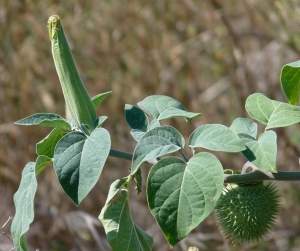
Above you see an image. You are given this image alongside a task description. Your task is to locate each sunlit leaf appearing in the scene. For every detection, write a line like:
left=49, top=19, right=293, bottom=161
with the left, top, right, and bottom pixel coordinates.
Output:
left=189, top=124, right=246, bottom=153
left=138, top=95, right=201, bottom=121
left=281, top=60, right=300, bottom=105
left=240, top=131, right=277, bottom=172
left=99, top=189, right=153, bottom=251
left=131, top=126, right=184, bottom=174
left=54, top=128, right=111, bottom=205
left=36, top=128, right=68, bottom=158
left=230, top=118, right=257, bottom=139
left=147, top=153, right=223, bottom=247
left=15, top=113, right=71, bottom=130
left=11, top=162, right=37, bottom=251
left=91, top=91, right=112, bottom=108
left=246, top=93, right=300, bottom=129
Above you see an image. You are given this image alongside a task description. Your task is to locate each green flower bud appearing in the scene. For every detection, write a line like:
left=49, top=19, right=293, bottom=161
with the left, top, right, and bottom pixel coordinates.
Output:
left=215, top=182, right=280, bottom=243
left=48, top=15, right=96, bottom=133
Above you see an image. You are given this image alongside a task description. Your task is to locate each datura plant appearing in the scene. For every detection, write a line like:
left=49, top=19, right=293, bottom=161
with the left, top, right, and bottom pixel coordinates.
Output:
left=10, top=15, right=300, bottom=251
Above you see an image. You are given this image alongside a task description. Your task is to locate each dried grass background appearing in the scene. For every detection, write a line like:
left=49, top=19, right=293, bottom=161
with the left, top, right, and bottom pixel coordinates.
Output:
left=1, top=0, right=300, bottom=250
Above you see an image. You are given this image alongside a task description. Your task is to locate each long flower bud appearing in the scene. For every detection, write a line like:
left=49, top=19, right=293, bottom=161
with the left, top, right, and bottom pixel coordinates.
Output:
left=48, top=15, right=96, bottom=132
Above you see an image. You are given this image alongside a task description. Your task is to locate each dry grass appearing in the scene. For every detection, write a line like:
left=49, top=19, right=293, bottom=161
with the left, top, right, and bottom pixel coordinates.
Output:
left=1, top=0, right=300, bottom=250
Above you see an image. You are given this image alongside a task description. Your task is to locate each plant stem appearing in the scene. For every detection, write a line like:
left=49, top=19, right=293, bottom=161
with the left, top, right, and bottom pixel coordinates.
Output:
left=108, top=148, right=300, bottom=183
left=225, top=171, right=300, bottom=183
left=179, top=150, right=189, bottom=162
left=109, top=148, right=133, bottom=161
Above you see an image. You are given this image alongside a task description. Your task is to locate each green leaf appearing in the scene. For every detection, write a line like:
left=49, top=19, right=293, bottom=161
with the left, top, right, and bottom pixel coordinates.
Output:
left=125, top=104, right=149, bottom=131
left=138, top=95, right=201, bottom=121
left=134, top=168, right=142, bottom=194
left=149, top=119, right=160, bottom=129
left=230, top=118, right=257, bottom=139
left=91, top=91, right=112, bottom=108
left=95, top=116, right=108, bottom=128
left=99, top=189, right=153, bottom=251
left=131, top=126, right=185, bottom=175
left=240, top=131, right=277, bottom=172
left=130, top=129, right=146, bottom=142
left=281, top=60, right=300, bottom=105
left=245, top=93, right=300, bottom=129
left=158, top=107, right=202, bottom=121
left=105, top=177, right=127, bottom=204
left=54, top=128, right=111, bottom=205
left=15, top=113, right=71, bottom=130
left=189, top=124, right=246, bottom=153
left=147, top=153, right=223, bottom=247
left=36, top=128, right=68, bottom=158
left=35, top=155, right=53, bottom=177
left=11, top=162, right=37, bottom=251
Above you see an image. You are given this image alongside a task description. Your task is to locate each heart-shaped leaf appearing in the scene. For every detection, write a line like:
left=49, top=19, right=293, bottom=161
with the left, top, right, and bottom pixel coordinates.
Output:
left=91, top=91, right=112, bottom=108
left=138, top=95, right=201, bottom=121
left=281, top=60, right=300, bottom=105
left=15, top=113, right=71, bottom=130
left=11, top=162, right=37, bottom=251
left=36, top=128, right=68, bottom=158
left=240, top=131, right=277, bottom=172
left=99, top=189, right=153, bottom=251
left=246, top=93, right=300, bottom=129
left=131, top=126, right=184, bottom=174
left=54, top=128, right=111, bottom=205
left=147, top=153, right=223, bottom=247
left=230, top=118, right=257, bottom=139
left=189, top=124, right=246, bottom=153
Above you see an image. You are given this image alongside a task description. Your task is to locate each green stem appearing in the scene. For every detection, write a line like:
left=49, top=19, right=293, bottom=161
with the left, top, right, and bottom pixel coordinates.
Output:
left=225, top=171, right=300, bottom=183
left=179, top=150, right=189, bottom=162
left=109, top=148, right=133, bottom=161
left=108, top=148, right=300, bottom=183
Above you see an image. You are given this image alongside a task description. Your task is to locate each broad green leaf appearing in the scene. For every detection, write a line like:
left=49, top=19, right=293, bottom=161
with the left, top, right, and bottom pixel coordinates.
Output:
left=245, top=93, right=300, bottom=129
left=99, top=189, right=153, bottom=251
left=35, top=155, right=52, bottom=177
left=240, top=131, right=277, bottom=172
left=130, top=129, right=146, bottom=142
left=230, top=118, right=257, bottom=139
left=95, top=116, right=108, bottom=127
left=147, top=153, right=223, bottom=247
left=15, top=113, right=71, bottom=130
left=11, top=162, right=37, bottom=251
left=281, top=60, right=300, bottom=105
left=125, top=104, right=149, bottom=131
left=91, top=91, right=112, bottom=108
left=138, top=95, right=201, bottom=121
left=36, top=128, right=68, bottom=158
left=54, top=128, right=111, bottom=205
left=189, top=124, right=246, bottom=153
left=131, top=126, right=185, bottom=175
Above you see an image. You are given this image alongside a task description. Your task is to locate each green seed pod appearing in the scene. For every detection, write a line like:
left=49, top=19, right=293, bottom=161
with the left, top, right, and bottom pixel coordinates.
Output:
left=215, top=182, right=280, bottom=243
left=48, top=15, right=96, bottom=133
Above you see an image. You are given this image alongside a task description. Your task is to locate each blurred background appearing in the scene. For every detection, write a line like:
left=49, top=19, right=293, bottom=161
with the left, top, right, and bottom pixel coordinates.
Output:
left=1, top=0, right=300, bottom=250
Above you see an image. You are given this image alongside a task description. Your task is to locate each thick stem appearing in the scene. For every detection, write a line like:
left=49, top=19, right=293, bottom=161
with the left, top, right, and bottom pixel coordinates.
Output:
left=109, top=148, right=133, bottom=161
left=108, top=148, right=300, bottom=183
left=225, top=171, right=300, bottom=183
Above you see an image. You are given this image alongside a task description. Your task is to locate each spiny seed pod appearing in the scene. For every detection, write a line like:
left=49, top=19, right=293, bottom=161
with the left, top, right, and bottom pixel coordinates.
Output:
left=48, top=15, right=96, bottom=133
left=215, top=182, right=280, bottom=243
